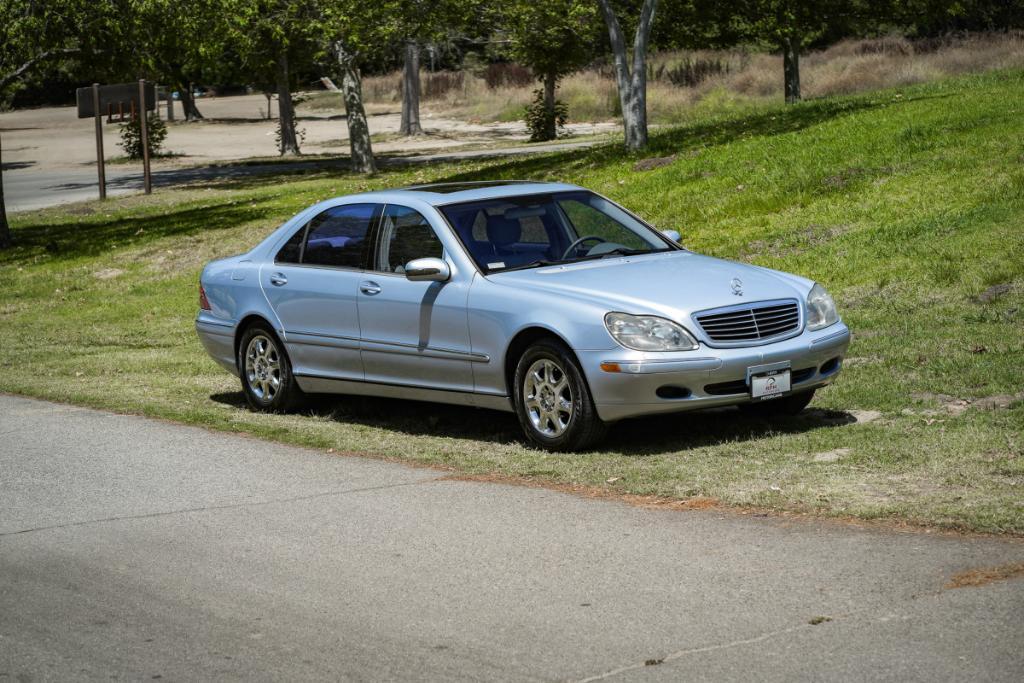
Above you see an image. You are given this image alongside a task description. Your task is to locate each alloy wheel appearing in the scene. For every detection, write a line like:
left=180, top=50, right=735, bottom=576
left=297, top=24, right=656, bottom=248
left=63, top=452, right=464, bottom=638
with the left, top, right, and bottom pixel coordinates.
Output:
left=523, top=358, right=574, bottom=437
left=244, top=334, right=282, bottom=404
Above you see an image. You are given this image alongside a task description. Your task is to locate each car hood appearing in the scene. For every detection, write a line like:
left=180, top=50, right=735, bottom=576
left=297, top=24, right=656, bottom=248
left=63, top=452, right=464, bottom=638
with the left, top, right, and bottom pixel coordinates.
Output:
left=486, top=251, right=810, bottom=319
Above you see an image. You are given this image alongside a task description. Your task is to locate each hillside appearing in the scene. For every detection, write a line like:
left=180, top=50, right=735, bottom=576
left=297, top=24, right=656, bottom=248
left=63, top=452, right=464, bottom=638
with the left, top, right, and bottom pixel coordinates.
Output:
left=2, top=69, right=1022, bottom=532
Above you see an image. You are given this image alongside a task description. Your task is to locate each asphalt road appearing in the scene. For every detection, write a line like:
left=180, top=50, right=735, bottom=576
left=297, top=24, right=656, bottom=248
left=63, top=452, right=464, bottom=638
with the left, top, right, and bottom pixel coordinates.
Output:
left=1, top=394, right=1022, bottom=681
left=2, top=141, right=598, bottom=213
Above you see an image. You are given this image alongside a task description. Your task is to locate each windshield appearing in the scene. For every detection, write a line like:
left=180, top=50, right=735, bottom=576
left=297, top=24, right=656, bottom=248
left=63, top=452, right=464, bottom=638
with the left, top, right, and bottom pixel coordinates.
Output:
left=439, top=191, right=674, bottom=273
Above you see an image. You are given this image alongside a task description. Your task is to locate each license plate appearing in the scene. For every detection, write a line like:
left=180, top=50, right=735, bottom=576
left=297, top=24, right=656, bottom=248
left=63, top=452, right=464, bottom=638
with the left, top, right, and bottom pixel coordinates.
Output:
left=750, top=368, right=791, bottom=400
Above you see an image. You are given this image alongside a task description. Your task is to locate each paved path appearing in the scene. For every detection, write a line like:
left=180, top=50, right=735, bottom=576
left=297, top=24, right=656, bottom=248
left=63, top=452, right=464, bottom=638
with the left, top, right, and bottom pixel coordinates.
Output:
left=1, top=394, right=1022, bottom=681
left=2, top=141, right=598, bottom=213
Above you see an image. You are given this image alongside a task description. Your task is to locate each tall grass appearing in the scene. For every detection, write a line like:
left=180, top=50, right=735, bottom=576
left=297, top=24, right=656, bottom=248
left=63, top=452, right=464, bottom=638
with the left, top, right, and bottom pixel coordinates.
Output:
left=331, top=32, right=1024, bottom=125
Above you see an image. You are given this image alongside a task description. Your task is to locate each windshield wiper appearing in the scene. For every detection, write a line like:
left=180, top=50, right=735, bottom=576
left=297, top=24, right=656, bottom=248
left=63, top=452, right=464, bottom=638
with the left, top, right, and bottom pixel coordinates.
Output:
left=491, top=247, right=673, bottom=273
left=492, top=258, right=566, bottom=273
left=598, top=247, right=647, bottom=257
left=597, top=247, right=674, bottom=258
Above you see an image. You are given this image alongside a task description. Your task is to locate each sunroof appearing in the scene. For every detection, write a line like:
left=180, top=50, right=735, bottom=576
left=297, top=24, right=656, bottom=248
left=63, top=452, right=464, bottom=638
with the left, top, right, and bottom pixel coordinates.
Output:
left=402, top=180, right=544, bottom=194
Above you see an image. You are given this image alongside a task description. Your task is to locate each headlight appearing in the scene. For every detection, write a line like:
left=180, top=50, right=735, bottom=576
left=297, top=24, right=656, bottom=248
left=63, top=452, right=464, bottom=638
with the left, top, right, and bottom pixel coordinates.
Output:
left=605, top=312, right=699, bottom=351
left=806, top=283, right=839, bottom=331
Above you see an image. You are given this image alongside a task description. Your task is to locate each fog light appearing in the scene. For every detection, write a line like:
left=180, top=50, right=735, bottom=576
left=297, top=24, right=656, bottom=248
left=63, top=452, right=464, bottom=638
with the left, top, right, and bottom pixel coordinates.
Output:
left=656, top=385, right=691, bottom=399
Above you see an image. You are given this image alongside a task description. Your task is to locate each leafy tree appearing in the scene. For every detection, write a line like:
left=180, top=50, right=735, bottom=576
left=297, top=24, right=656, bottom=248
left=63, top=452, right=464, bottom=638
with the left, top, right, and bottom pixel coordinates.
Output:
left=650, top=0, right=749, bottom=51
left=1, top=0, right=115, bottom=248
left=893, top=0, right=1024, bottom=35
left=129, top=0, right=234, bottom=121
left=385, top=0, right=485, bottom=136
left=320, top=0, right=401, bottom=173
left=329, top=41, right=376, bottom=172
left=595, top=0, right=661, bottom=151
left=504, top=0, right=599, bottom=142
left=230, top=0, right=322, bottom=155
left=737, top=1, right=879, bottom=103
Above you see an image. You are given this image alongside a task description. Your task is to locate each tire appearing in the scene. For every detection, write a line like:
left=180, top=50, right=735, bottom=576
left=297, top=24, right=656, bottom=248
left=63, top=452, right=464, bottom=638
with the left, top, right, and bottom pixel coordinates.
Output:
left=237, top=322, right=303, bottom=412
left=738, top=389, right=815, bottom=417
left=512, top=338, right=607, bottom=452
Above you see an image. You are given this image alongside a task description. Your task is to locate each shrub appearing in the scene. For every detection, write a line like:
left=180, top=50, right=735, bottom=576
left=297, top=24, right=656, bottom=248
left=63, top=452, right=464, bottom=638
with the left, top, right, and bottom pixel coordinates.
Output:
left=524, top=88, right=567, bottom=142
left=663, top=57, right=730, bottom=87
left=274, top=118, right=306, bottom=153
left=118, top=114, right=167, bottom=159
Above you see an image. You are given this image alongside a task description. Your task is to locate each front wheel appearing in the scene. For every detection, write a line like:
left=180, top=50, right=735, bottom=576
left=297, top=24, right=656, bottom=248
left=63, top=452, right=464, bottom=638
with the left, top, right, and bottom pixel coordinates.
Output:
left=237, top=323, right=303, bottom=412
left=513, top=339, right=607, bottom=452
left=738, top=389, right=815, bottom=417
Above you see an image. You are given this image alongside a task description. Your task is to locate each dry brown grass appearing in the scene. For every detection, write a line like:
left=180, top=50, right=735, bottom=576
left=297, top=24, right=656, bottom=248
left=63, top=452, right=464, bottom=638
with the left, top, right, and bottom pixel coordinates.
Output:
left=344, top=32, right=1024, bottom=125
left=945, top=562, right=1024, bottom=589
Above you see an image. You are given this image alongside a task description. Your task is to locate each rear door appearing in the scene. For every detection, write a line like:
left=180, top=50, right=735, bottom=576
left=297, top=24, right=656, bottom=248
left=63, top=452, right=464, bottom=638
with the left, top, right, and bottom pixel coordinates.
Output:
left=357, top=203, right=475, bottom=392
left=261, top=203, right=381, bottom=381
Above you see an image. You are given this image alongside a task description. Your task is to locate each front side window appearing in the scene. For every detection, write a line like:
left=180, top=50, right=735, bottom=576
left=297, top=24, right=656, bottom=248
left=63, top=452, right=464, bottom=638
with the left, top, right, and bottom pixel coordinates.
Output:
left=440, top=191, right=671, bottom=273
left=301, top=203, right=378, bottom=268
left=374, top=205, right=444, bottom=273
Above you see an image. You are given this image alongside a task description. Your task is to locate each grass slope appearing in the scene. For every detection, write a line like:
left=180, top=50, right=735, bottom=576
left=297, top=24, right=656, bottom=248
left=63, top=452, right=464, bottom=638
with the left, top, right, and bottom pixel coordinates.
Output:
left=2, top=70, right=1022, bottom=533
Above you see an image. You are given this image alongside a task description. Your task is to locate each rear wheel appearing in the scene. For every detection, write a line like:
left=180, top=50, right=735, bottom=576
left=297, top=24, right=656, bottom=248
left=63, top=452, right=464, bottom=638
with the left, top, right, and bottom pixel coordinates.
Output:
left=513, top=338, right=606, bottom=452
left=237, top=323, right=303, bottom=412
left=738, top=389, right=815, bottom=417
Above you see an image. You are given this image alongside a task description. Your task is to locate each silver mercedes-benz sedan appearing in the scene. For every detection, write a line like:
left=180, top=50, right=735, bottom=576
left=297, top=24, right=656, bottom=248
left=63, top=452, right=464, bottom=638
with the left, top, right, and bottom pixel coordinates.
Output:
left=196, top=181, right=850, bottom=451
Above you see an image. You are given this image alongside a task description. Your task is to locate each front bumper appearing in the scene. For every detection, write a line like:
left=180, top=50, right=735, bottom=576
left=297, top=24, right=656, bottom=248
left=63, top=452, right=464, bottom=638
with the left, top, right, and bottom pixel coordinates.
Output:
left=577, top=323, right=851, bottom=422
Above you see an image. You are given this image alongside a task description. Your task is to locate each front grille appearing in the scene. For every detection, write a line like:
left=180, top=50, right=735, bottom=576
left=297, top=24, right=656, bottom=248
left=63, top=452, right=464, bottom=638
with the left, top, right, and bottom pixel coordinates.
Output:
left=694, top=300, right=801, bottom=344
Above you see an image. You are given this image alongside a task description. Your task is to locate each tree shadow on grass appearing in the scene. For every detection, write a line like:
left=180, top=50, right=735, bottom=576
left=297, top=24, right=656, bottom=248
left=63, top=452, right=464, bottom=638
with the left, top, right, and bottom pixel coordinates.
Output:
left=56, top=89, right=943, bottom=201
left=428, top=93, right=944, bottom=185
left=3, top=200, right=271, bottom=264
left=210, top=390, right=856, bottom=454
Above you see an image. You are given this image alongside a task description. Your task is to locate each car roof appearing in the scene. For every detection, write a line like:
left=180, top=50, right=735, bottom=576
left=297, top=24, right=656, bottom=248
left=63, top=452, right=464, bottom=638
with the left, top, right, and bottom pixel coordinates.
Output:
left=336, top=180, right=584, bottom=207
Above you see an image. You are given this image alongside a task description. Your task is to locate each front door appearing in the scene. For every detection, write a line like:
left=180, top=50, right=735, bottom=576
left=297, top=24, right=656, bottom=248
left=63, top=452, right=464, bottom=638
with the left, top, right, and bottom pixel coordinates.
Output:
left=357, top=204, right=475, bottom=392
left=261, top=203, right=381, bottom=381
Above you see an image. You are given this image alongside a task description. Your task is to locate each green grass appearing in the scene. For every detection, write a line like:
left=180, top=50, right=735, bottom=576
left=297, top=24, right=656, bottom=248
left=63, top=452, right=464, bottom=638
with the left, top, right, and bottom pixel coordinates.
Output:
left=3, top=69, right=1023, bottom=533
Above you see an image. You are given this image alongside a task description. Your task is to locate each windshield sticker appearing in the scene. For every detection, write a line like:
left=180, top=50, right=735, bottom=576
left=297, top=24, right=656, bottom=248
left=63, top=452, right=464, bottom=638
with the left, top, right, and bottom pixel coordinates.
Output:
left=487, top=261, right=506, bottom=270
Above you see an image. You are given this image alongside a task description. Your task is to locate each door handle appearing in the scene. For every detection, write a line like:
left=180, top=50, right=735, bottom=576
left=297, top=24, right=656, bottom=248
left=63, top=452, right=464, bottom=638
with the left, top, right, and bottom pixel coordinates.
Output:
left=269, top=273, right=288, bottom=286
left=360, top=281, right=381, bottom=295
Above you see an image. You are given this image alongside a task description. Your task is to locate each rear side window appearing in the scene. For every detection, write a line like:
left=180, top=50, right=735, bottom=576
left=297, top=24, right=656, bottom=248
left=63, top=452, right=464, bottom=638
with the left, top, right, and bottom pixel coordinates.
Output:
left=301, top=204, right=378, bottom=268
left=374, top=205, right=444, bottom=273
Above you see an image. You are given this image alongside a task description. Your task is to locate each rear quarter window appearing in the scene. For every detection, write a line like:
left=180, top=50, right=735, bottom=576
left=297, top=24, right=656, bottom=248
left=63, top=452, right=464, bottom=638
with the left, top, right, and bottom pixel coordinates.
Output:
left=275, top=226, right=306, bottom=263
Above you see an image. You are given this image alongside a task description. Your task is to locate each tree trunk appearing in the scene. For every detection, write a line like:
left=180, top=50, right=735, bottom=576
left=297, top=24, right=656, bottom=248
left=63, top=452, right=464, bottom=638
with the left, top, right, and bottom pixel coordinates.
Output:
left=0, top=131, right=10, bottom=249
left=333, top=43, right=377, bottom=174
left=782, top=36, right=801, bottom=104
left=596, top=0, right=659, bottom=152
left=541, top=73, right=557, bottom=141
left=399, top=40, right=423, bottom=136
left=178, top=82, right=204, bottom=121
left=276, top=53, right=300, bottom=156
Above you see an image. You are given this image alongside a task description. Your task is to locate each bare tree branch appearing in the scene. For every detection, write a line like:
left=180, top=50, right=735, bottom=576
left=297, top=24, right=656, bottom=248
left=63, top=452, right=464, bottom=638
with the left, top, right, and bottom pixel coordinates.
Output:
left=0, top=47, right=80, bottom=92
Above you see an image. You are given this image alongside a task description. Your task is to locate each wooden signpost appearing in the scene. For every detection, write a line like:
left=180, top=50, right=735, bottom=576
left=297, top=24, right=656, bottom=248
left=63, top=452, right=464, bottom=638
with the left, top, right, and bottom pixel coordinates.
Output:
left=75, top=80, right=157, bottom=200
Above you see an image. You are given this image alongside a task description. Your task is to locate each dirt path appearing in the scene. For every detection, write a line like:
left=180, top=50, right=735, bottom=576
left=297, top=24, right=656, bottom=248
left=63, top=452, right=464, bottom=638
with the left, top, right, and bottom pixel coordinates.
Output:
left=1, top=93, right=617, bottom=172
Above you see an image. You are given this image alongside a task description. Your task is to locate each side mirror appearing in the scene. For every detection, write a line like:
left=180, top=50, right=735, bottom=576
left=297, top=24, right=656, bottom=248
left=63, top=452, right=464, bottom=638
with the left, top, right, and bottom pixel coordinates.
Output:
left=661, top=229, right=681, bottom=243
left=404, top=257, right=451, bottom=282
